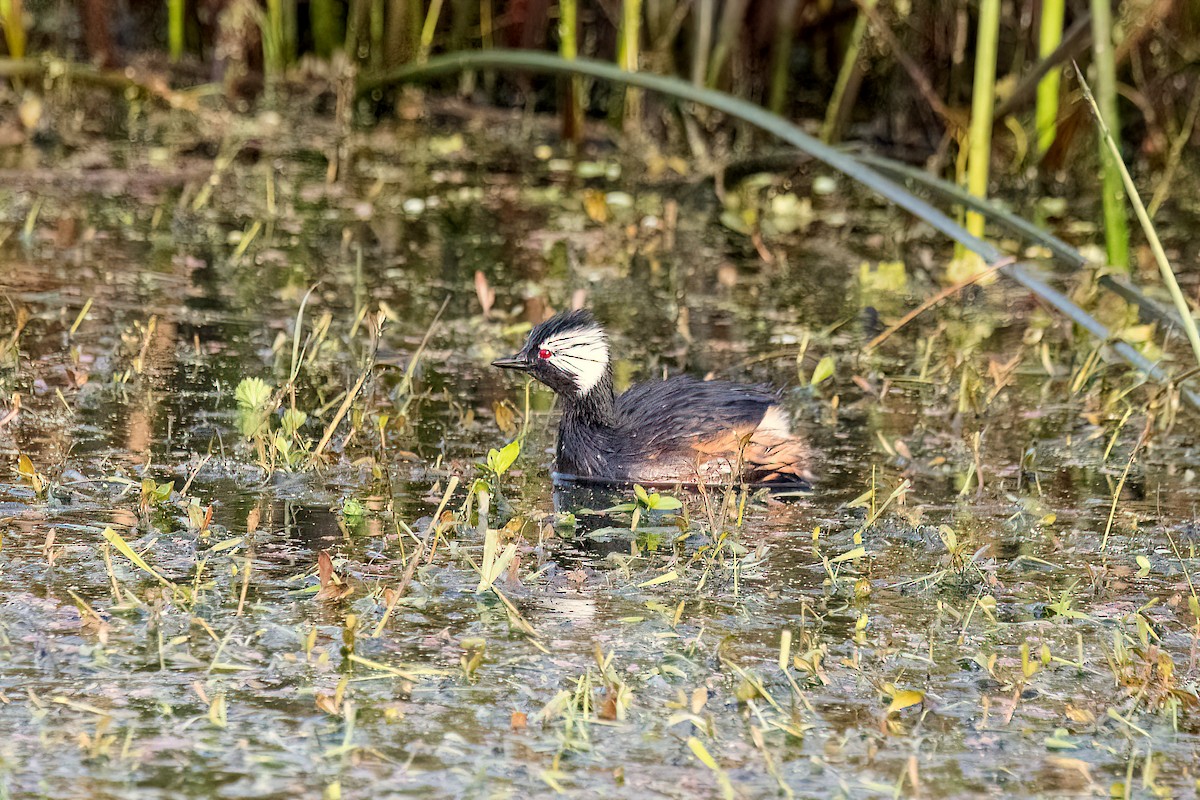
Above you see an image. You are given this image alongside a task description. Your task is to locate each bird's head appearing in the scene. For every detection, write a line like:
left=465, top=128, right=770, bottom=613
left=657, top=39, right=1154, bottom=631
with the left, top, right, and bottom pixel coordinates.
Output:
left=492, top=309, right=611, bottom=399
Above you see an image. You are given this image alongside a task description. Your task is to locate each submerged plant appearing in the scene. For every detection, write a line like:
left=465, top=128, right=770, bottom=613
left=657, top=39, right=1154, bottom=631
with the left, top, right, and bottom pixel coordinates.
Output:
left=236, top=377, right=276, bottom=438
left=460, top=637, right=486, bottom=681
left=273, top=407, right=310, bottom=469
left=604, top=484, right=683, bottom=532
left=483, top=438, right=520, bottom=482
left=186, top=499, right=214, bottom=539
left=234, top=377, right=316, bottom=471
left=138, top=478, right=175, bottom=520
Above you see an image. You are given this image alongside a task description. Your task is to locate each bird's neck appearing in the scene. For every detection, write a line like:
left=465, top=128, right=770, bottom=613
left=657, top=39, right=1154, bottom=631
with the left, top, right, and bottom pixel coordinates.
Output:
left=562, top=371, right=616, bottom=428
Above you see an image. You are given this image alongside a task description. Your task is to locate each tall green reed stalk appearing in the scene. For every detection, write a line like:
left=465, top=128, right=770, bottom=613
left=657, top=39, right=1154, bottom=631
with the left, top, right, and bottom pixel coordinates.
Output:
left=418, top=0, right=446, bottom=63
left=479, top=0, right=493, bottom=51
left=1035, top=0, right=1065, bottom=153
left=372, top=0, right=385, bottom=66
left=262, top=0, right=286, bottom=79
left=311, top=0, right=341, bottom=58
left=282, top=0, right=296, bottom=63
left=379, top=0, right=419, bottom=67
left=559, top=0, right=582, bottom=141
left=768, top=0, right=799, bottom=115
left=617, top=0, right=643, bottom=129
left=478, top=0, right=494, bottom=92
left=1, top=0, right=27, bottom=59
left=691, top=0, right=714, bottom=86
left=168, top=0, right=185, bottom=61
left=959, top=0, right=1000, bottom=274
left=820, top=0, right=873, bottom=144
left=262, top=0, right=296, bottom=72
left=449, top=0, right=471, bottom=51
left=345, top=0, right=366, bottom=62
left=450, top=0, right=475, bottom=92
left=1090, top=0, right=1130, bottom=271
left=704, top=0, right=747, bottom=88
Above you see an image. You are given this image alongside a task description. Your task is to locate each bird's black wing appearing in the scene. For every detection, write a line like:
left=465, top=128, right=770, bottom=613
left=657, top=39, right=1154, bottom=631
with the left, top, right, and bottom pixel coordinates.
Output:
left=587, top=376, right=810, bottom=487
left=613, top=376, right=776, bottom=448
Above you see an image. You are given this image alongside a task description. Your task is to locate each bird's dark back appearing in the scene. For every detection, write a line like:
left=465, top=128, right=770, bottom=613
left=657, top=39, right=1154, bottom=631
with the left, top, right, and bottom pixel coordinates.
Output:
left=614, top=376, right=777, bottom=443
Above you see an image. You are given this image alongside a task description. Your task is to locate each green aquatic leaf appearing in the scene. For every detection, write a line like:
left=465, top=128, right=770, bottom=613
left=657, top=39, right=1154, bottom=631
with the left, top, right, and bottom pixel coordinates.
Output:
left=598, top=502, right=638, bottom=514
left=487, top=439, right=521, bottom=476
left=235, top=378, right=276, bottom=438
left=281, top=408, right=307, bottom=435
left=235, top=377, right=273, bottom=409
left=475, top=528, right=518, bottom=593
left=583, top=526, right=629, bottom=541
left=810, top=355, right=835, bottom=385
left=102, top=527, right=176, bottom=589
left=1044, top=728, right=1079, bottom=750
left=210, top=537, right=243, bottom=552
left=648, top=494, right=682, bottom=511
left=831, top=546, right=866, bottom=563
left=637, top=570, right=679, bottom=588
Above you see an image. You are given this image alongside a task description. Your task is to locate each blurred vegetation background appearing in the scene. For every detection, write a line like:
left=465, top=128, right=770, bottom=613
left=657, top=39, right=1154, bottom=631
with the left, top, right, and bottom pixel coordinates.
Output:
left=2, top=0, right=1199, bottom=275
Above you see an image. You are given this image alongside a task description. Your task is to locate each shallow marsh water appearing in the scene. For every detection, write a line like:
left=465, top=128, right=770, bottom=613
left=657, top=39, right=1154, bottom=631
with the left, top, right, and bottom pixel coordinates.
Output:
left=1, top=111, right=1199, bottom=798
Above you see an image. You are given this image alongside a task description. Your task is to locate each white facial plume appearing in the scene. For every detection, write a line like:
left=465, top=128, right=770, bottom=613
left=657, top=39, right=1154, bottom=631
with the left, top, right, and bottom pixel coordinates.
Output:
left=540, top=323, right=610, bottom=395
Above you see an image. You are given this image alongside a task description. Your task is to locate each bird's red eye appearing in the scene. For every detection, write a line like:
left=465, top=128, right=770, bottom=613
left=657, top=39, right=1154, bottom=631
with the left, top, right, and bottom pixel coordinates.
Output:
left=537, top=348, right=552, bottom=360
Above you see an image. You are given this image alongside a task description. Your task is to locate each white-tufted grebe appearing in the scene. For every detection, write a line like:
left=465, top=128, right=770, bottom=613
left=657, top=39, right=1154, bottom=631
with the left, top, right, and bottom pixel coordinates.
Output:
left=493, top=310, right=811, bottom=488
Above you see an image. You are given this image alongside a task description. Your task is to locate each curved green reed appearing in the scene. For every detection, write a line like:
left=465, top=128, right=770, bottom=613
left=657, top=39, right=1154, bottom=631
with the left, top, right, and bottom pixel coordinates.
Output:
left=360, top=50, right=1200, bottom=412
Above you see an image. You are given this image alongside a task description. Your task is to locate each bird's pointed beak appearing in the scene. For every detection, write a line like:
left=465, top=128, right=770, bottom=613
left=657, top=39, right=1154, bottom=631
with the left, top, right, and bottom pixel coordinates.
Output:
left=491, top=353, right=529, bottom=371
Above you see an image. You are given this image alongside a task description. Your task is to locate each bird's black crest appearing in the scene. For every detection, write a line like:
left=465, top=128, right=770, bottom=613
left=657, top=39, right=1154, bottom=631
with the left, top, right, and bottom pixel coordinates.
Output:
left=527, top=309, right=599, bottom=348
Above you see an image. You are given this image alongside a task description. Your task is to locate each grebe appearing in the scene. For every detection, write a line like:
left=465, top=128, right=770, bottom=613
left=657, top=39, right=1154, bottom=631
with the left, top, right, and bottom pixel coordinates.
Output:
left=492, top=310, right=811, bottom=488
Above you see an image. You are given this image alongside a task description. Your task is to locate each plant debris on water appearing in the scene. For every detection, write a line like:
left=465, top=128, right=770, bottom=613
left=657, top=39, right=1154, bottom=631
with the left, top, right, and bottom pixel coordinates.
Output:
left=1, top=100, right=1200, bottom=800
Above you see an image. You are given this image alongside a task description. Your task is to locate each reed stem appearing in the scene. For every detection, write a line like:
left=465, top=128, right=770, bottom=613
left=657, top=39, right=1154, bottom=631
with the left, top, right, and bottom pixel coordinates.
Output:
left=168, top=0, right=185, bottom=62
left=559, top=0, right=582, bottom=142
left=704, top=0, right=747, bottom=89
left=418, top=0, right=446, bottom=63
left=821, top=0, right=874, bottom=144
left=282, top=0, right=297, bottom=64
left=262, top=0, right=285, bottom=79
left=479, top=0, right=494, bottom=92
left=691, top=0, right=714, bottom=87
left=769, top=0, right=799, bottom=115
left=311, top=0, right=341, bottom=58
left=1035, top=0, right=1065, bottom=153
left=450, top=0, right=474, bottom=92
left=370, top=0, right=384, bottom=66
left=479, top=0, right=493, bottom=50
left=961, top=0, right=1000, bottom=272
left=344, top=0, right=366, bottom=62
left=0, top=0, right=26, bottom=59
left=1090, top=0, right=1130, bottom=271
left=618, top=0, right=643, bottom=130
